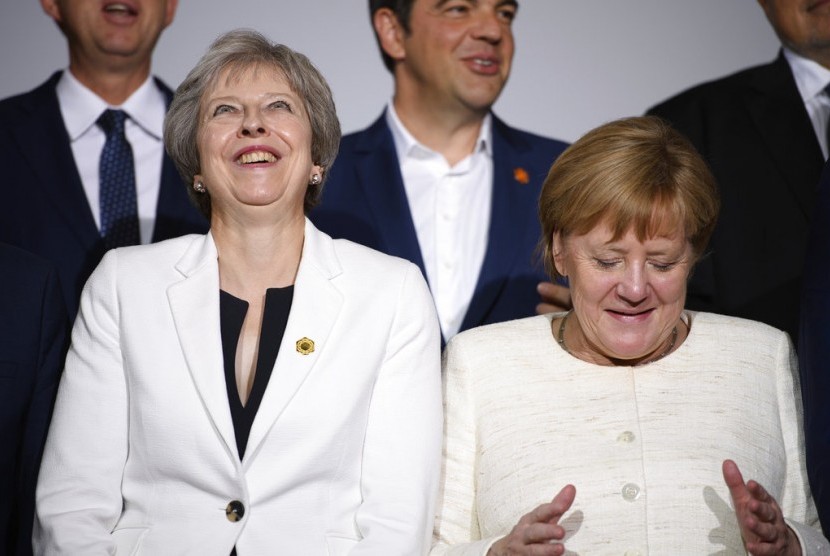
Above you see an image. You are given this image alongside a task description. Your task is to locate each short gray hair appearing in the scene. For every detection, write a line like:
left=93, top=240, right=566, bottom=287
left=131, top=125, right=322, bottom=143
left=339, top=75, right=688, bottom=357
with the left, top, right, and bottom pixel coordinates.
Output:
left=164, top=29, right=341, bottom=218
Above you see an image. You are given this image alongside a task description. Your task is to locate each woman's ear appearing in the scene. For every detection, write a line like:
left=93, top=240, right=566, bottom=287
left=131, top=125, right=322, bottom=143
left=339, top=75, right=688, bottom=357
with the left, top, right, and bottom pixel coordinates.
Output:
left=552, top=232, right=567, bottom=277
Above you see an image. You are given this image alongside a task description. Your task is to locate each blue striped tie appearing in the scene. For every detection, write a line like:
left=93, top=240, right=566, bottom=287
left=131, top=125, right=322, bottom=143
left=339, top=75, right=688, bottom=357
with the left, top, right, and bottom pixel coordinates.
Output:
left=98, top=109, right=140, bottom=248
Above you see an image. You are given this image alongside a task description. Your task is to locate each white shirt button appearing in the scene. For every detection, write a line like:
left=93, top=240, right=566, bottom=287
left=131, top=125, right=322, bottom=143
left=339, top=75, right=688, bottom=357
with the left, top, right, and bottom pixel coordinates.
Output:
left=624, top=550, right=642, bottom=556
left=621, top=483, right=641, bottom=501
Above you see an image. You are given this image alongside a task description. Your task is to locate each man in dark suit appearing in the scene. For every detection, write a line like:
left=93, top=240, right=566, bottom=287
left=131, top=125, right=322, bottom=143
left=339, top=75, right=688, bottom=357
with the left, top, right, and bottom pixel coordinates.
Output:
left=647, top=0, right=830, bottom=344
left=0, top=243, right=69, bottom=556
left=0, top=0, right=207, bottom=318
left=801, top=158, right=830, bottom=538
left=311, top=0, right=569, bottom=341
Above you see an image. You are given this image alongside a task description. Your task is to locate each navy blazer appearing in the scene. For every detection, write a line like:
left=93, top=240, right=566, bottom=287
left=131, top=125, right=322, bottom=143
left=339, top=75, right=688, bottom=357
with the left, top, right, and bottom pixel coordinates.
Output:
left=648, top=53, right=824, bottom=344
left=310, top=112, right=568, bottom=338
left=0, top=243, right=68, bottom=556
left=799, top=158, right=830, bottom=538
left=0, top=72, right=208, bottom=318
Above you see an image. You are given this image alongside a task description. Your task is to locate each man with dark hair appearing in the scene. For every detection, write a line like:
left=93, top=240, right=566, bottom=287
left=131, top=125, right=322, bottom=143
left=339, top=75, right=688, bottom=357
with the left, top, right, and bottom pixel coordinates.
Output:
left=0, top=0, right=207, bottom=318
left=312, top=0, right=569, bottom=342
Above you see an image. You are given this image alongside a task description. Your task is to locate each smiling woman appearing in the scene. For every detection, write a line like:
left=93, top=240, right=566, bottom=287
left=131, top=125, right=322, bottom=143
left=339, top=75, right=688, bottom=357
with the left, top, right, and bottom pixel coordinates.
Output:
left=196, top=66, right=320, bottom=223
left=432, top=116, right=830, bottom=555
left=538, top=116, right=718, bottom=367
left=34, top=30, right=442, bottom=555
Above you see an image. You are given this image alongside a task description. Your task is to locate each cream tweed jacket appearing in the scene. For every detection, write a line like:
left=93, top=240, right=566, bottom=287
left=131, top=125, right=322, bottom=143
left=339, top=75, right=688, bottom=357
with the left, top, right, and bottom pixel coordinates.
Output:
left=432, top=312, right=828, bottom=555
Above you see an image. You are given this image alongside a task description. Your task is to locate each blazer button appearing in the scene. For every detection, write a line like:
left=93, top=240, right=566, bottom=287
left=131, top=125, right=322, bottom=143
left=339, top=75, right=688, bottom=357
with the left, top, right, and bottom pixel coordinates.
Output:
left=226, top=500, right=245, bottom=522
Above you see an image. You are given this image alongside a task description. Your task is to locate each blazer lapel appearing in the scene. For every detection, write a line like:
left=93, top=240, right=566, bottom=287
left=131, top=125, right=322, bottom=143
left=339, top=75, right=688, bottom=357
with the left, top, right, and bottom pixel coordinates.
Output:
left=10, top=72, right=100, bottom=250
left=353, top=114, right=427, bottom=275
left=746, top=54, right=824, bottom=219
left=244, top=220, right=344, bottom=463
left=167, top=233, right=238, bottom=459
left=460, top=117, right=529, bottom=330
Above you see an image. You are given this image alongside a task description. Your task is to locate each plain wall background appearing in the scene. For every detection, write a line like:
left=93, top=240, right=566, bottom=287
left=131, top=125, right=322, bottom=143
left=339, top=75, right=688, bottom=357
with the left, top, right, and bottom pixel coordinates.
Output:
left=1, top=1, right=780, bottom=142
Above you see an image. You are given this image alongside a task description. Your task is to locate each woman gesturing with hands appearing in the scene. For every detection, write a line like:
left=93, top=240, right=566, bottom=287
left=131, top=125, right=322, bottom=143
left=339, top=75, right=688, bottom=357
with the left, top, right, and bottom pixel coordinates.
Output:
left=431, top=117, right=828, bottom=556
left=487, top=486, right=576, bottom=556
left=724, top=460, right=802, bottom=556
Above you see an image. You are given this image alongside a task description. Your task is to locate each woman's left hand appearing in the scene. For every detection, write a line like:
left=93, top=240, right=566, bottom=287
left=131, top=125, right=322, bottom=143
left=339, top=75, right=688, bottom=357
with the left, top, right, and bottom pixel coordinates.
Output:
left=722, top=459, right=801, bottom=556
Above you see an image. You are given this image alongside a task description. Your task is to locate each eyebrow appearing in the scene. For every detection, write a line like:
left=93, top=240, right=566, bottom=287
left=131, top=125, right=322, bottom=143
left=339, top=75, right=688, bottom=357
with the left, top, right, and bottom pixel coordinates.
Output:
left=207, top=90, right=297, bottom=102
left=433, top=0, right=519, bottom=9
left=600, top=243, right=685, bottom=257
left=433, top=0, right=463, bottom=8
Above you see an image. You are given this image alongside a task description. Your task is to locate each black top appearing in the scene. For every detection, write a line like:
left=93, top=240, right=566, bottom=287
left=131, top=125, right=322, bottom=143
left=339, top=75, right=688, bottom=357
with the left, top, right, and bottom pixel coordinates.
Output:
left=219, top=287, right=294, bottom=460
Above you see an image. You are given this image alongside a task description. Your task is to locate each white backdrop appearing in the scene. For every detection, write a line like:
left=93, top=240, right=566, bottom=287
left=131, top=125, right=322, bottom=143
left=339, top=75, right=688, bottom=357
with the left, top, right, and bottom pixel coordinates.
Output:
left=0, top=1, right=779, bottom=142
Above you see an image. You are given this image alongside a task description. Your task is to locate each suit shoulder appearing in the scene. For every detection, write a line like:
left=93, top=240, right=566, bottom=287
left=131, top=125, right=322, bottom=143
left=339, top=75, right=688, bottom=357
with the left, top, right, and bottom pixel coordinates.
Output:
left=648, top=60, right=776, bottom=115
left=492, top=117, right=569, bottom=156
left=507, top=125, right=568, bottom=150
left=339, top=126, right=373, bottom=146
left=331, top=237, right=416, bottom=275
left=690, top=311, right=790, bottom=347
left=0, top=74, right=59, bottom=123
left=0, top=244, right=66, bottom=325
left=334, top=119, right=387, bottom=156
left=0, top=243, right=56, bottom=286
left=329, top=238, right=433, bottom=311
left=0, top=88, right=39, bottom=124
left=104, top=234, right=203, bottom=268
left=449, top=314, right=553, bottom=350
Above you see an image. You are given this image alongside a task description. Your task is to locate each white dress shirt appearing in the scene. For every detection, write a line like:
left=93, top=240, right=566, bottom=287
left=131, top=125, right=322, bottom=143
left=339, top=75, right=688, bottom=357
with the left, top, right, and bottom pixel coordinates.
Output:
left=784, top=48, right=830, bottom=159
left=56, top=71, right=167, bottom=244
left=386, top=104, right=493, bottom=339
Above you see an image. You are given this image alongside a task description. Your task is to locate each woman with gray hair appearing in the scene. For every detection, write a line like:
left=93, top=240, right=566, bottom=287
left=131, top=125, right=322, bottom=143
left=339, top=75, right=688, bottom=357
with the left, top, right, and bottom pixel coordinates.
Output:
left=34, top=30, right=442, bottom=555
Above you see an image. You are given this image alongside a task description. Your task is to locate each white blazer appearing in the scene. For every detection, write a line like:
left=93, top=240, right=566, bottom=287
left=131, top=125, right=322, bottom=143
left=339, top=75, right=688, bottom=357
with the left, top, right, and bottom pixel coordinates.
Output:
left=34, top=220, right=443, bottom=555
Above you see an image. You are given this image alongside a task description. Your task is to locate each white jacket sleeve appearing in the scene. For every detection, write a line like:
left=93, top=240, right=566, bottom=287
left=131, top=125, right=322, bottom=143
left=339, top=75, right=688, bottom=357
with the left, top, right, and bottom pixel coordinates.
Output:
left=352, top=263, right=443, bottom=555
left=431, top=335, right=503, bottom=556
left=34, top=250, right=127, bottom=555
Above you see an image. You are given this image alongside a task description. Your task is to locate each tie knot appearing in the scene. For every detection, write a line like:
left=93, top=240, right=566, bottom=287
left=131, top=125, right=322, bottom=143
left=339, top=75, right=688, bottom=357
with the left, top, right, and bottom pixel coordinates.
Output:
left=97, top=109, right=128, bottom=136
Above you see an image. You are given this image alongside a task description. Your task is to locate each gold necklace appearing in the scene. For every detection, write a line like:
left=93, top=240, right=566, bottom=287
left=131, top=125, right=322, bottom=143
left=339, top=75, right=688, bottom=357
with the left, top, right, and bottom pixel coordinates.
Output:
left=556, top=311, right=678, bottom=366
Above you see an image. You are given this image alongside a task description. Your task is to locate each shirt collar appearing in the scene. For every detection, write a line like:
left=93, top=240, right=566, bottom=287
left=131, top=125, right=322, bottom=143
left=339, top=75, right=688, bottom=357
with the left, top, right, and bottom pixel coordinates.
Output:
left=783, top=47, right=830, bottom=103
left=385, top=101, right=493, bottom=163
left=56, top=70, right=167, bottom=140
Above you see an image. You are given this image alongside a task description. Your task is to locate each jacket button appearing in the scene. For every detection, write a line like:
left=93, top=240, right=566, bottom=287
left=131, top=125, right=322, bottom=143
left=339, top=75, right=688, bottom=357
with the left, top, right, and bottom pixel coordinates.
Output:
left=226, top=500, right=245, bottom=522
left=621, top=483, right=641, bottom=501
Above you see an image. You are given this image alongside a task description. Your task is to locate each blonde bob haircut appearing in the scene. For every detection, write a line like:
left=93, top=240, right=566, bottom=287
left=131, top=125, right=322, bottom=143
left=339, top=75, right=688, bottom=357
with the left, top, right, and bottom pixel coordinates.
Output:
left=538, top=116, right=720, bottom=280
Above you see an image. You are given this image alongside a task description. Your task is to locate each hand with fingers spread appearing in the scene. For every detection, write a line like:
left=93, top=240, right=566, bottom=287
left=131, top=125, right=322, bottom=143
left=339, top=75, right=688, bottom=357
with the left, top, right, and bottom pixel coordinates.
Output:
left=487, top=485, right=576, bottom=556
left=536, top=281, right=572, bottom=315
left=722, top=460, right=801, bottom=556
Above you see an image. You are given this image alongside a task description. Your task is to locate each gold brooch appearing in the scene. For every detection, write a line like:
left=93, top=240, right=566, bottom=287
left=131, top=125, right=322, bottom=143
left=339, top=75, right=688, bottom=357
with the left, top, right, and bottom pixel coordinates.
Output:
left=296, top=337, right=314, bottom=355
left=513, top=167, right=530, bottom=185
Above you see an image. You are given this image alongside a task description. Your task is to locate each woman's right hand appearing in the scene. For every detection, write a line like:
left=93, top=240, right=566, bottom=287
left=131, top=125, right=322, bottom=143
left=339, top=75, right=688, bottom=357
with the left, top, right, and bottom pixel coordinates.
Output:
left=487, top=484, right=576, bottom=556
